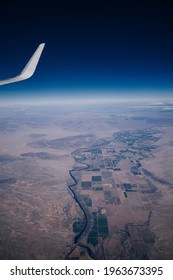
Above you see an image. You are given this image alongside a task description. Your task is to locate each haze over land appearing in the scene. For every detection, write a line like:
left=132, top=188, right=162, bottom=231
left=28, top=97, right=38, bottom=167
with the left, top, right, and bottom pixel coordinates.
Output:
left=0, top=99, right=173, bottom=259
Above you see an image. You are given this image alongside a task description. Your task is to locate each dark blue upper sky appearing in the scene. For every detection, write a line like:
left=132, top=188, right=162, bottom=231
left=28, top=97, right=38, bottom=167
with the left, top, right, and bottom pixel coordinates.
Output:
left=0, top=0, right=173, bottom=101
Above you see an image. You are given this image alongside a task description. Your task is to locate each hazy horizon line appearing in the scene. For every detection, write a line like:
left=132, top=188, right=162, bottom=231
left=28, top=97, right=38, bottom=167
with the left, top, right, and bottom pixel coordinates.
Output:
left=0, top=94, right=173, bottom=107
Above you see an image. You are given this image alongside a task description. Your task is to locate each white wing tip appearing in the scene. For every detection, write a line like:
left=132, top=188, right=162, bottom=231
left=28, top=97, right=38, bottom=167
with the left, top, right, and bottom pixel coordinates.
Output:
left=0, top=43, right=45, bottom=86
left=20, top=43, right=45, bottom=78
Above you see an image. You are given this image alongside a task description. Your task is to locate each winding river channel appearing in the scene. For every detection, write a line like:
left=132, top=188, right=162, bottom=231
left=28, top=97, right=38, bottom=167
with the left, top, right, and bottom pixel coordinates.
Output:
left=65, top=139, right=113, bottom=259
left=65, top=149, right=94, bottom=259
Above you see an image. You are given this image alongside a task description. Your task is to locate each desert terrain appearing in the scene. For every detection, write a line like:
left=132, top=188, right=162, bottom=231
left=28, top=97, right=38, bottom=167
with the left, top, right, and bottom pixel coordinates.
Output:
left=0, top=102, right=173, bottom=259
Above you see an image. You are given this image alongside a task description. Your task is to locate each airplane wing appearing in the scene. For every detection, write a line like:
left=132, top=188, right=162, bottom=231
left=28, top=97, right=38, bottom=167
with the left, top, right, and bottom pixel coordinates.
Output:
left=0, top=43, right=45, bottom=86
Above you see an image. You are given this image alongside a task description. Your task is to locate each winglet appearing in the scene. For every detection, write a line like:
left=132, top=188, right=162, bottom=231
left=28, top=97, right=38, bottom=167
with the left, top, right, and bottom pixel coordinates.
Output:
left=0, top=43, right=45, bottom=86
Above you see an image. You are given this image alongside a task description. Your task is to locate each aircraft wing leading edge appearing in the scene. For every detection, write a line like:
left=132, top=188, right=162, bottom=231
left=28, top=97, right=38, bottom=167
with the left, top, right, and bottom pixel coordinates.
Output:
left=0, top=43, right=45, bottom=86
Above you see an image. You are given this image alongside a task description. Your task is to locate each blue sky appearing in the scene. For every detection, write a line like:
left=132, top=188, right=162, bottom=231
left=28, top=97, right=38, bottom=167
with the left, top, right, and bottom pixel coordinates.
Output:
left=0, top=0, right=173, bottom=102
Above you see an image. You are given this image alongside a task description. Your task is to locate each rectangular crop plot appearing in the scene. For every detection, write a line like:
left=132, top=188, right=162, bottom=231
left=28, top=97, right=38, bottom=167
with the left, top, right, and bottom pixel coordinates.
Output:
left=82, top=196, right=92, bottom=207
left=92, top=176, right=102, bottom=182
left=98, top=216, right=109, bottom=238
left=81, top=181, right=92, bottom=189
